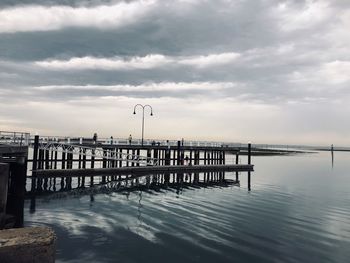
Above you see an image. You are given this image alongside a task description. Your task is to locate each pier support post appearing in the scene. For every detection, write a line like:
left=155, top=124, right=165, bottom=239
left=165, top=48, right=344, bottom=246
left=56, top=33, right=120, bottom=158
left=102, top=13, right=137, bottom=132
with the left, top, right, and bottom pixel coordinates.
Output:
left=78, top=148, right=82, bottom=169
left=7, top=156, right=27, bottom=228
left=195, top=151, right=199, bottom=165
left=0, top=163, right=9, bottom=216
left=248, top=142, right=251, bottom=165
left=82, top=149, right=86, bottom=169
left=54, top=151, right=58, bottom=169
left=45, top=149, right=50, bottom=169
left=165, top=150, right=171, bottom=165
left=248, top=171, right=251, bottom=191
left=177, top=141, right=181, bottom=165
left=235, top=152, right=239, bottom=182
left=102, top=148, right=107, bottom=169
left=91, top=149, right=95, bottom=169
left=118, top=149, right=123, bottom=167
left=61, top=148, right=66, bottom=170
left=32, top=135, right=39, bottom=175
left=126, top=149, right=129, bottom=167
left=180, top=150, right=184, bottom=165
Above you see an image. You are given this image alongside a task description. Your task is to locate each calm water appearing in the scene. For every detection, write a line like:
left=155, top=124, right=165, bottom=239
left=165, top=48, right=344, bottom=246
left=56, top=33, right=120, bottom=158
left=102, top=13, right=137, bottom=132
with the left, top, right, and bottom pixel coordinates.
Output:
left=24, top=151, right=350, bottom=263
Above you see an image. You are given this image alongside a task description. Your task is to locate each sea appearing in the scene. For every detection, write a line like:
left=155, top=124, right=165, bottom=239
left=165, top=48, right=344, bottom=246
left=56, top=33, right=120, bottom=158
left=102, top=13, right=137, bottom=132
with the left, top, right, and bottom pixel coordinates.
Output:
left=24, top=151, right=350, bottom=263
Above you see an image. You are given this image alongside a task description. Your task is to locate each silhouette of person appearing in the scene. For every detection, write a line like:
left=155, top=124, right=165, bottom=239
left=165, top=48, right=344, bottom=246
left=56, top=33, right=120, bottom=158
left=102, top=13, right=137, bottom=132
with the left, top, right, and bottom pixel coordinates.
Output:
left=185, top=155, right=189, bottom=165
left=166, top=140, right=170, bottom=149
left=93, top=133, right=97, bottom=144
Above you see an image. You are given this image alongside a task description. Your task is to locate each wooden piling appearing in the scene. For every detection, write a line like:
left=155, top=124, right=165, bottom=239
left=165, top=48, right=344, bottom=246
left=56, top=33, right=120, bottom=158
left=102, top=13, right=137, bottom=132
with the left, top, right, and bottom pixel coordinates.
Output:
left=248, top=171, right=251, bottom=191
left=61, top=149, right=66, bottom=170
left=102, top=148, right=107, bottom=169
left=126, top=149, right=130, bottom=167
left=165, top=150, right=171, bottom=165
left=101, top=149, right=107, bottom=183
left=248, top=143, right=251, bottom=165
left=153, top=149, right=158, bottom=165
left=82, top=149, right=86, bottom=169
left=45, top=149, right=50, bottom=169
left=78, top=148, right=82, bottom=169
left=7, top=156, right=27, bottom=227
left=0, top=163, right=9, bottom=215
left=131, top=150, right=135, bottom=167
left=32, top=135, right=39, bottom=174
left=236, top=152, right=239, bottom=182
left=54, top=151, right=58, bottom=170
left=91, top=149, right=95, bottom=169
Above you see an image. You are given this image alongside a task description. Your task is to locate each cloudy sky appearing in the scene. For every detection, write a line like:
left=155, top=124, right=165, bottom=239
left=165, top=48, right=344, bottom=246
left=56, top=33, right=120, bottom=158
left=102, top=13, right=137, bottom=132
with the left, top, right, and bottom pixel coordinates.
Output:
left=0, top=0, right=349, bottom=145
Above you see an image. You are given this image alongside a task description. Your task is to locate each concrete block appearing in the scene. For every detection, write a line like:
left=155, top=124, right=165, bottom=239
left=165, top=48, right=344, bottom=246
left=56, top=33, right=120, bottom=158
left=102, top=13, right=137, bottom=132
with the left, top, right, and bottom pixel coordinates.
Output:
left=0, top=227, right=56, bottom=263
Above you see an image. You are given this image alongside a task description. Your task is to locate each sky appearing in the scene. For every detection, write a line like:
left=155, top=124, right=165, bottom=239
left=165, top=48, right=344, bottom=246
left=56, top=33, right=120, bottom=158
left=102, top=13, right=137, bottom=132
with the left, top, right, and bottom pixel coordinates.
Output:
left=0, top=0, right=349, bottom=145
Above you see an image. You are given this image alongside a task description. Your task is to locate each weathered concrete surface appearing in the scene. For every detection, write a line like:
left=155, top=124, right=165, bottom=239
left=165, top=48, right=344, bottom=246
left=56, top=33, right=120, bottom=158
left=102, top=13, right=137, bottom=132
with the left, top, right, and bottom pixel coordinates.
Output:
left=0, top=227, right=56, bottom=263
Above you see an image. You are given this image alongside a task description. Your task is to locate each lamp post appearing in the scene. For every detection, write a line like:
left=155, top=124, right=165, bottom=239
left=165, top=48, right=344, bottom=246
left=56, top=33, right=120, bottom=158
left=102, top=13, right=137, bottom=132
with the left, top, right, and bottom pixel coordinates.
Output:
left=133, top=104, right=153, bottom=146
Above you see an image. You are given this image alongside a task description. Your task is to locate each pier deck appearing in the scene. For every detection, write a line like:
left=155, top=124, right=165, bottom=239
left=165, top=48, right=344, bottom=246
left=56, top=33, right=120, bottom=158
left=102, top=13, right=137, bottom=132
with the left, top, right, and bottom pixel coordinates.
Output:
left=32, top=164, right=254, bottom=178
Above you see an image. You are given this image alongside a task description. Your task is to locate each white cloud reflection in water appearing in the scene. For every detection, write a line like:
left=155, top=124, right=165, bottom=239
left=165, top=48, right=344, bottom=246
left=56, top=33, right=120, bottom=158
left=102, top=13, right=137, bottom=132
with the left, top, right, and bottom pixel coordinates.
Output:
left=25, top=152, right=350, bottom=263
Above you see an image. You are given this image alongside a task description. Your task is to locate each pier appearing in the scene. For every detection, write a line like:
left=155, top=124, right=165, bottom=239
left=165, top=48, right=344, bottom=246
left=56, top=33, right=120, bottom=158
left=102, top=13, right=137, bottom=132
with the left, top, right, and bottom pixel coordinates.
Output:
left=0, top=131, right=256, bottom=227
left=1, top=131, right=255, bottom=262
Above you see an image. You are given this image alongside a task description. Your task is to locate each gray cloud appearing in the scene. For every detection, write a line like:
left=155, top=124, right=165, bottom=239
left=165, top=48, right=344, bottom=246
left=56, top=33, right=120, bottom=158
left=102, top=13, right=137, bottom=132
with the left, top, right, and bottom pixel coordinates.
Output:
left=0, top=0, right=349, bottom=144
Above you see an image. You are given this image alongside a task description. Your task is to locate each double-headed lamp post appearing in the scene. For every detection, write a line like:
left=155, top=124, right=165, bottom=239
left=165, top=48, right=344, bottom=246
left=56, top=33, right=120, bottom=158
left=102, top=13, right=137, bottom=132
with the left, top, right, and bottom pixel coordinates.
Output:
left=133, top=104, right=153, bottom=146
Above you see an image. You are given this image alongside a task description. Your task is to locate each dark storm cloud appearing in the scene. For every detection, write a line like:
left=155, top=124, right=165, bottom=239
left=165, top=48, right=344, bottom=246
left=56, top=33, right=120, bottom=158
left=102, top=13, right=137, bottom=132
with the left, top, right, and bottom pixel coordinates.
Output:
left=0, top=0, right=281, bottom=58
left=0, top=0, right=133, bottom=8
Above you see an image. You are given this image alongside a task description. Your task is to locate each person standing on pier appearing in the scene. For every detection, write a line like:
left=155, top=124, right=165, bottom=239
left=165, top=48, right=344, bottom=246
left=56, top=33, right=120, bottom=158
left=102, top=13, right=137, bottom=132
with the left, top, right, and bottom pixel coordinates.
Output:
left=93, top=133, right=98, bottom=144
left=166, top=140, right=170, bottom=149
left=128, top=134, right=132, bottom=145
left=185, top=155, right=190, bottom=165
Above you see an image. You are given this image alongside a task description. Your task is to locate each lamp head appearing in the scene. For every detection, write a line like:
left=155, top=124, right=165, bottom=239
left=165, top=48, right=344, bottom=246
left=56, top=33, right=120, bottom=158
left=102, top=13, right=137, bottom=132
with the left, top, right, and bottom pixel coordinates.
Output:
left=133, top=111, right=136, bottom=115
left=150, top=112, right=153, bottom=116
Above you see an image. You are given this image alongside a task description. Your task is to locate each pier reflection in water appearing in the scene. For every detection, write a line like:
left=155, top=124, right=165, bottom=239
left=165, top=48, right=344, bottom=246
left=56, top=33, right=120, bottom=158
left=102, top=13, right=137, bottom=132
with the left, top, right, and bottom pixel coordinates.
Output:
left=24, top=152, right=350, bottom=263
left=27, top=171, right=246, bottom=213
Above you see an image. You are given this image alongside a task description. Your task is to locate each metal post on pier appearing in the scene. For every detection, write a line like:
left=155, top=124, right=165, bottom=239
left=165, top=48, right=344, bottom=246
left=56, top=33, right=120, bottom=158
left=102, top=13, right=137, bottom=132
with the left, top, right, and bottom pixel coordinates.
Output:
left=177, top=140, right=181, bottom=165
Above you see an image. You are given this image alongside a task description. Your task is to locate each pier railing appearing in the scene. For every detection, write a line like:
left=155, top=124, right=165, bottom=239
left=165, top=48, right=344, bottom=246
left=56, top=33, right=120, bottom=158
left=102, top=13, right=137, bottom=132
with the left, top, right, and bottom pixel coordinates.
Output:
left=0, top=131, right=30, bottom=146
left=38, top=142, right=159, bottom=166
left=28, top=135, right=243, bottom=148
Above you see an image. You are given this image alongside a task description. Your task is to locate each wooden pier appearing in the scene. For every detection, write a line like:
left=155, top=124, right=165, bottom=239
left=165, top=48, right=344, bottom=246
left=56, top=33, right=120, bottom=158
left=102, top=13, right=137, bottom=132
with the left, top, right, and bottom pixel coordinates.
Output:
left=30, top=141, right=238, bottom=171
left=0, top=145, right=28, bottom=229
left=1, top=133, right=254, bottom=228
